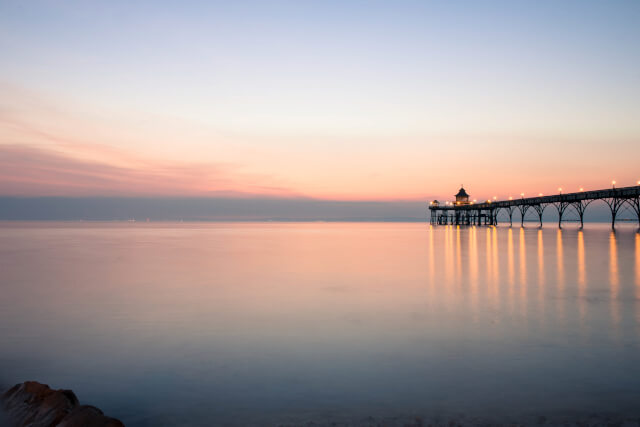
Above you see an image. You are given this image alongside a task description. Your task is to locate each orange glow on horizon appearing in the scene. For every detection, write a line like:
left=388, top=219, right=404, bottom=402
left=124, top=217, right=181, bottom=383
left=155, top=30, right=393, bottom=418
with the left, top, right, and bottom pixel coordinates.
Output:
left=2, top=85, right=640, bottom=201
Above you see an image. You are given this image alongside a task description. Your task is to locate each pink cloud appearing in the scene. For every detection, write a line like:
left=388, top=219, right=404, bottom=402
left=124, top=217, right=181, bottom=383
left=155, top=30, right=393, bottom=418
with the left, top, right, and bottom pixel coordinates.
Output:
left=0, top=144, right=300, bottom=197
left=0, top=83, right=304, bottom=198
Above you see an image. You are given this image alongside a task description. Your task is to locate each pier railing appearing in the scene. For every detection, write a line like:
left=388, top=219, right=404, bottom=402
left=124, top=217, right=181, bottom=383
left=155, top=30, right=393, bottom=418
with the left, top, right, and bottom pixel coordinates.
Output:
left=428, top=185, right=640, bottom=229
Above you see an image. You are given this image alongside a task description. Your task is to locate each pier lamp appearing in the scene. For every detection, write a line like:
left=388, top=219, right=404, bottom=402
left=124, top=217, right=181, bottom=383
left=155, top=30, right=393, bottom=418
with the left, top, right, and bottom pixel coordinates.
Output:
left=558, top=187, right=562, bottom=194
left=509, top=196, right=513, bottom=200
left=521, top=192, right=525, bottom=198
left=493, top=196, right=497, bottom=200
left=612, top=180, right=616, bottom=188
left=579, top=187, right=584, bottom=192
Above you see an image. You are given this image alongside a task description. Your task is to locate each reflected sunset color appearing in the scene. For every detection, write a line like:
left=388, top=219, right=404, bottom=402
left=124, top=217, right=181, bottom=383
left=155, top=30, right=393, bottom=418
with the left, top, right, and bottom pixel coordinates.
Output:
left=1, top=222, right=639, bottom=425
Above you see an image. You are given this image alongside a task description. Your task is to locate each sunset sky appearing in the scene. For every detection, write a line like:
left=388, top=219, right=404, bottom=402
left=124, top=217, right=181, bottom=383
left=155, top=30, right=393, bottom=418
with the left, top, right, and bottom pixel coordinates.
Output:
left=1, top=0, right=639, bottom=205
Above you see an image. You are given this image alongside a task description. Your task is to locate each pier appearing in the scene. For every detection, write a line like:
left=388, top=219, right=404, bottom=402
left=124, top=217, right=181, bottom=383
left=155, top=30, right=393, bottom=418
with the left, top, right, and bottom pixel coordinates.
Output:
left=429, top=185, right=640, bottom=229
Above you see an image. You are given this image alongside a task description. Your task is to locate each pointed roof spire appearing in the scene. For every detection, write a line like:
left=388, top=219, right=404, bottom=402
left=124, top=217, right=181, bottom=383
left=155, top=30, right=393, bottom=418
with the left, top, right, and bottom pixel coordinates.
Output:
left=455, top=186, right=469, bottom=198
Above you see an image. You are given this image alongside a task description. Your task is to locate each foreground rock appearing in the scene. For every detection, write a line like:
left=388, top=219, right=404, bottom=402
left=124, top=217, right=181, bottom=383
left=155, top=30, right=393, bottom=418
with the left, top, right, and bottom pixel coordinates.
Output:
left=2, top=381, right=124, bottom=427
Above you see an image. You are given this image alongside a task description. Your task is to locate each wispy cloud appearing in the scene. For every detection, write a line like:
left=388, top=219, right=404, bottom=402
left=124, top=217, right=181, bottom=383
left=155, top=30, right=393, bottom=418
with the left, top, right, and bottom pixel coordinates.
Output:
left=0, top=83, right=301, bottom=198
left=0, top=144, right=299, bottom=197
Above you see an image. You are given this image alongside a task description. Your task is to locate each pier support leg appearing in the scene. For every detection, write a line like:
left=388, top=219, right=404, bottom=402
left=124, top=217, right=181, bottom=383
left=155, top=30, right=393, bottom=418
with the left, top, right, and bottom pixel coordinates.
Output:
left=518, top=205, right=530, bottom=228
left=535, top=206, right=544, bottom=228
left=612, top=212, right=616, bottom=230
left=626, top=197, right=640, bottom=232
left=572, top=201, right=591, bottom=230
left=554, top=201, right=570, bottom=230
left=604, top=197, right=624, bottom=230
left=531, top=204, right=547, bottom=228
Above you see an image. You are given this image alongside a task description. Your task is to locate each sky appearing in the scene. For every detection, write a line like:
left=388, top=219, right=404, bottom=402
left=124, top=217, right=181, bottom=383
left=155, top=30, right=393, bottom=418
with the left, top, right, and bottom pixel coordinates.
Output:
left=1, top=0, right=639, bottom=216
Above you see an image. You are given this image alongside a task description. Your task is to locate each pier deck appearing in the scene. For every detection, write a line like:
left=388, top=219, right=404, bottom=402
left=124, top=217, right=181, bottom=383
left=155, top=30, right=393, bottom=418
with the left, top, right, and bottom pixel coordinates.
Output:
left=428, top=185, right=640, bottom=229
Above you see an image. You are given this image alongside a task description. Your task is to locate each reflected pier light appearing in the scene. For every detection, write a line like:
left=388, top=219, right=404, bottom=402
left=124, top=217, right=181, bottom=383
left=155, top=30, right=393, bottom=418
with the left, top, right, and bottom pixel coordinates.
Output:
left=518, top=227, right=527, bottom=288
left=609, top=231, right=621, bottom=330
left=556, top=229, right=565, bottom=297
left=577, top=230, right=587, bottom=322
left=636, top=234, right=640, bottom=287
left=537, top=230, right=545, bottom=296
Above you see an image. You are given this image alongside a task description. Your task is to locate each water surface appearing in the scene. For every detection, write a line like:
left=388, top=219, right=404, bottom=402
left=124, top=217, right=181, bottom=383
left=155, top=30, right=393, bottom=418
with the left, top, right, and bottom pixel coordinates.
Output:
left=1, top=222, right=639, bottom=425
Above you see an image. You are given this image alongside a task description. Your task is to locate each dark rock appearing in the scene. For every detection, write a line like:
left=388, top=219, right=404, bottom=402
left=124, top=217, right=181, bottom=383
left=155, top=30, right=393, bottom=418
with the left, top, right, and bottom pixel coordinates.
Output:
left=2, top=381, right=124, bottom=427
left=58, top=405, right=123, bottom=427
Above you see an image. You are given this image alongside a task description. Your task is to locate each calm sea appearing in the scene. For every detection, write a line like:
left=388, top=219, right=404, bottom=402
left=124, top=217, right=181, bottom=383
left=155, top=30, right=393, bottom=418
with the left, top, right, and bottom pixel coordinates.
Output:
left=1, top=222, right=639, bottom=425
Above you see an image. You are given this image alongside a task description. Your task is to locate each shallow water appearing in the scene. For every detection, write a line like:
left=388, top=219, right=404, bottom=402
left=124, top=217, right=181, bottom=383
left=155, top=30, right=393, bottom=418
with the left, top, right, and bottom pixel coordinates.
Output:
left=0, top=222, right=639, bottom=425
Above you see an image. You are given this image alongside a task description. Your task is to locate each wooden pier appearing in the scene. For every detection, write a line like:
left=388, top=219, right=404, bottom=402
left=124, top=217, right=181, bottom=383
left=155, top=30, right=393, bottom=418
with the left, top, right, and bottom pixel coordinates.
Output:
left=429, top=185, right=640, bottom=229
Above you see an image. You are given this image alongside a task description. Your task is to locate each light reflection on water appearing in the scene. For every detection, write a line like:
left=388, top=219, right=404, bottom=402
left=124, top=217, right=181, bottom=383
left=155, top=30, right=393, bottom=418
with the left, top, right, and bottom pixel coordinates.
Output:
left=0, top=222, right=640, bottom=425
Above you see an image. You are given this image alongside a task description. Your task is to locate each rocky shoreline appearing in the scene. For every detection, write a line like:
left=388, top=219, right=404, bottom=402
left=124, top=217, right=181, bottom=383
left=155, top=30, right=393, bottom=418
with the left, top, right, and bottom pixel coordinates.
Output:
left=1, top=381, right=123, bottom=426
